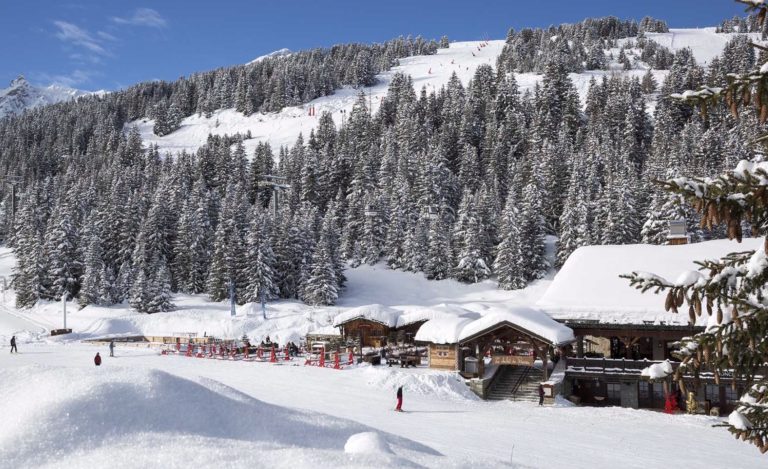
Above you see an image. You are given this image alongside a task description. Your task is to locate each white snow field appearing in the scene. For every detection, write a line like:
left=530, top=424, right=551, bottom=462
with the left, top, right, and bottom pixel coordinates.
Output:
left=0, top=345, right=765, bottom=468
left=131, top=28, right=753, bottom=157
left=1, top=237, right=767, bottom=467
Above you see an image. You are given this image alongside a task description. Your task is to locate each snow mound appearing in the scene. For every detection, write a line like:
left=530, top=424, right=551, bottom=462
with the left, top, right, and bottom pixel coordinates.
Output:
left=357, top=366, right=479, bottom=401
left=0, top=366, right=437, bottom=467
left=344, top=432, right=393, bottom=455
left=641, top=359, right=673, bottom=380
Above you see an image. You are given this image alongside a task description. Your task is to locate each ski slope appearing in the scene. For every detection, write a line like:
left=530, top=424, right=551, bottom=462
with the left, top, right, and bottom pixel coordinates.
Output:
left=131, top=28, right=750, bottom=157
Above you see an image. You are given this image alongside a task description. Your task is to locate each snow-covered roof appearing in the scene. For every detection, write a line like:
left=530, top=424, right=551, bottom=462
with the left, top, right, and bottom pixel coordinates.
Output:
left=414, top=316, right=475, bottom=345
left=457, top=308, right=575, bottom=346
left=396, top=304, right=479, bottom=328
left=307, top=325, right=341, bottom=336
left=332, top=304, right=400, bottom=328
left=536, top=238, right=763, bottom=325
left=414, top=307, right=574, bottom=346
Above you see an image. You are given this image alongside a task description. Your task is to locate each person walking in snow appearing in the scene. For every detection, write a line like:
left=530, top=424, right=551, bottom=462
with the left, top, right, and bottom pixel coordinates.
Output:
left=538, top=384, right=545, bottom=406
left=94, top=352, right=102, bottom=366
left=10, top=335, right=17, bottom=353
left=109, top=340, right=115, bottom=357
left=395, top=386, right=403, bottom=412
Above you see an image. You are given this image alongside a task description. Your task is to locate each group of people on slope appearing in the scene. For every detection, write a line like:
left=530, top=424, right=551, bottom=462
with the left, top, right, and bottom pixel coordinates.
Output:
left=93, top=340, right=115, bottom=366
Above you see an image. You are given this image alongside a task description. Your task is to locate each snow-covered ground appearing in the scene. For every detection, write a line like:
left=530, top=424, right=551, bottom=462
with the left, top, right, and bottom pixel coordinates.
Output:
left=131, top=28, right=752, bottom=157
left=0, top=344, right=765, bottom=468
left=1, top=237, right=766, bottom=466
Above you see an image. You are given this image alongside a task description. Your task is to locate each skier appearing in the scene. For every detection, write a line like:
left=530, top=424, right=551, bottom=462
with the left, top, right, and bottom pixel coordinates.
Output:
left=395, top=385, right=403, bottom=412
left=538, top=384, right=545, bottom=406
left=10, top=335, right=17, bottom=353
left=94, top=352, right=102, bottom=366
left=109, top=340, right=115, bottom=357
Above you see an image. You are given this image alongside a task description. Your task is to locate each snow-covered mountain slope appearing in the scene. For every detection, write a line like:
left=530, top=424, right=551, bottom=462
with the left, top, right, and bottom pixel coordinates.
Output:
left=645, top=27, right=759, bottom=65
left=0, top=76, right=99, bottom=119
left=132, top=39, right=507, bottom=155
left=247, top=47, right=291, bottom=65
left=132, top=28, right=753, bottom=157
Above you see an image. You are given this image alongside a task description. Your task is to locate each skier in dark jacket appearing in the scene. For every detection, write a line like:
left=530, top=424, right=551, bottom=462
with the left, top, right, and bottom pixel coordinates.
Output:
left=10, top=335, right=17, bottom=353
left=94, top=352, right=102, bottom=366
left=395, top=386, right=403, bottom=412
left=538, top=384, right=545, bottom=406
left=109, top=340, right=115, bottom=357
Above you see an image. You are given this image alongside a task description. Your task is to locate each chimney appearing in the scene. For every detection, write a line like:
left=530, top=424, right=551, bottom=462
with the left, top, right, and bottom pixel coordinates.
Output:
left=666, top=219, right=689, bottom=245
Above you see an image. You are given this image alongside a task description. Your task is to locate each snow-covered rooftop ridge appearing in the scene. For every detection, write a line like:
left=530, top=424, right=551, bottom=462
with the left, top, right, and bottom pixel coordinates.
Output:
left=414, top=316, right=475, bottom=345
left=413, top=307, right=575, bottom=346
left=332, top=304, right=400, bottom=328
left=536, top=238, right=764, bottom=325
left=457, top=308, right=575, bottom=346
left=396, top=303, right=479, bottom=328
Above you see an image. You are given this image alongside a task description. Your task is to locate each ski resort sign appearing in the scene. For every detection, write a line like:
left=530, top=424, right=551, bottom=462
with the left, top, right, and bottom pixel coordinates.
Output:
left=491, top=354, right=535, bottom=366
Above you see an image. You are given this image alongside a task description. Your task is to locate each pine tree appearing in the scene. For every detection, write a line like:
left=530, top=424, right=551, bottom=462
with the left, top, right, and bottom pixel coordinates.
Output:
left=424, top=213, right=452, bottom=280
left=245, top=209, right=279, bottom=302
left=79, top=232, right=107, bottom=307
left=519, top=180, right=548, bottom=281
left=301, top=230, right=338, bottom=306
left=495, top=191, right=526, bottom=289
left=452, top=191, right=491, bottom=283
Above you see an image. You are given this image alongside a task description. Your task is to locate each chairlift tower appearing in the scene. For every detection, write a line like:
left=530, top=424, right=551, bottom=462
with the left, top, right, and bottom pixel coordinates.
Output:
left=257, top=175, right=290, bottom=217
left=1, top=174, right=22, bottom=226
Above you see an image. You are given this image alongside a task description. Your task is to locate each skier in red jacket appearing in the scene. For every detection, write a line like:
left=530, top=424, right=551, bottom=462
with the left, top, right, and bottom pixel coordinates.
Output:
left=94, top=352, right=102, bottom=366
left=395, top=386, right=403, bottom=412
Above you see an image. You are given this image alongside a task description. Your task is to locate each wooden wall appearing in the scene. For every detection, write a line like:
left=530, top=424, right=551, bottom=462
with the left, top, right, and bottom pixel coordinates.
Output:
left=341, top=319, right=391, bottom=347
left=429, top=343, right=458, bottom=370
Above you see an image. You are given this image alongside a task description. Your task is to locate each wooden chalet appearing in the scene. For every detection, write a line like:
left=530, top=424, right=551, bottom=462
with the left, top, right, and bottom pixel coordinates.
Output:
left=332, top=304, right=401, bottom=348
left=414, top=308, right=575, bottom=397
left=536, top=239, right=763, bottom=413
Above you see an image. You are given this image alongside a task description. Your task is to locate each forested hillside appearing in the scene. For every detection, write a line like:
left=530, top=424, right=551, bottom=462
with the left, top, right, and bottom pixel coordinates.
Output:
left=1, top=16, right=764, bottom=312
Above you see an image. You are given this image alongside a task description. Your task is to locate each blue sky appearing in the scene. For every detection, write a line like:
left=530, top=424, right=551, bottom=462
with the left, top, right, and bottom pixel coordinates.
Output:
left=0, top=1, right=750, bottom=91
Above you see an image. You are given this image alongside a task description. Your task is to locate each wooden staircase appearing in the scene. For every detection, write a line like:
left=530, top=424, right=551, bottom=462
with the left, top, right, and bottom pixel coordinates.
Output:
left=486, top=365, right=541, bottom=402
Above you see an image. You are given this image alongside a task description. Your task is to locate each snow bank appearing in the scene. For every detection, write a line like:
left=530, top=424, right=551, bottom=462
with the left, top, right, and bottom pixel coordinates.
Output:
left=344, top=432, right=393, bottom=455
left=332, top=303, right=400, bottom=327
left=641, top=360, right=674, bottom=380
left=0, top=365, right=435, bottom=467
left=537, top=238, right=763, bottom=324
left=357, top=365, right=479, bottom=401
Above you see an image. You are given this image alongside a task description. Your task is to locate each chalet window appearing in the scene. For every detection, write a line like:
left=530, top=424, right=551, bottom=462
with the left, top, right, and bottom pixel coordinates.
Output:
left=705, top=384, right=720, bottom=403
left=607, top=383, right=621, bottom=400
left=652, top=383, right=664, bottom=400
left=434, top=345, right=451, bottom=358
left=725, top=386, right=740, bottom=405
left=639, top=381, right=650, bottom=399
